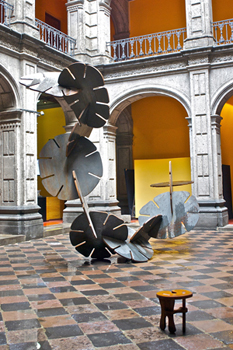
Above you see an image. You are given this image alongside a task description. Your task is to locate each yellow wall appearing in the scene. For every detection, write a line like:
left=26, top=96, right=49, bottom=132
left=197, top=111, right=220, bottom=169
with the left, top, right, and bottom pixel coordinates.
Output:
left=35, top=0, right=67, bottom=33
left=37, top=107, right=66, bottom=157
left=132, top=96, right=190, bottom=160
left=132, top=96, right=190, bottom=217
left=129, top=0, right=186, bottom=37
left=46, top=197, right=64, bottom=221
left=212, top=0, right=233, bottom=22
left=135, top=158, right=192, bottom=217
left=37, top=107, right=66, bottom=220
left=221, top=96, right=233, bottom=206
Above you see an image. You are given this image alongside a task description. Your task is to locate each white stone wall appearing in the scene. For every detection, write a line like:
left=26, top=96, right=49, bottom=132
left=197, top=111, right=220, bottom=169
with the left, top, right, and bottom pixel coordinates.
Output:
left=0, top=0, right=233, bottom=233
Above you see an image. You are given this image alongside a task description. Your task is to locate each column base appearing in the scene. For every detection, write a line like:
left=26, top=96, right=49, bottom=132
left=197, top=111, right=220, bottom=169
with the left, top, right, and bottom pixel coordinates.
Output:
left=183, top=35, right=215, bottom=50
left=196, top=199, right=229, bottom=230
left=0, top=205, right=43, bottom=240
left=63, top=199, right=122, bottom=224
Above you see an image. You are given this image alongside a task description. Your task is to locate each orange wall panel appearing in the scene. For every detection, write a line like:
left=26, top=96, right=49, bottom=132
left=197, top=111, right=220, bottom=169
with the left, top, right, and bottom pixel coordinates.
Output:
left=132, top=96, right=190, bottom=160
left=212, top=0, right=233, bottom=22
left=35, top=0, right=67, bottom=33
left=129, top=0, right=186, bottom=37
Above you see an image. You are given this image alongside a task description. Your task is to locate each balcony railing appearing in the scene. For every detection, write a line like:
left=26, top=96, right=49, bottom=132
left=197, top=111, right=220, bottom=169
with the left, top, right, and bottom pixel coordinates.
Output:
left=107, top=27, right=187, bottom=62
left=35, top=18, right=76, bottom=56
left=0, top=0, right=13, bottom=26
left=213, top=18, right=233, bottom=46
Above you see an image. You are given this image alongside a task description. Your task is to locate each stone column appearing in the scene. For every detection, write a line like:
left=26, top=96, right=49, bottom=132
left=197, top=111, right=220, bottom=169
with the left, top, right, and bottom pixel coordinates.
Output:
left=66, top=0, right=112, bottom=64
left=184, top=0, right=214, bottom=49
left=0, top=60, right=44, bottom=239
left=211, top=114, right=228, bottom=226
left=187, top=59, right=228, bottom=228
left=0, top=108, right=43, bottom=239
left=9, top=0, right=39, bottom=38
left=66, top=0, right=86, bottom=59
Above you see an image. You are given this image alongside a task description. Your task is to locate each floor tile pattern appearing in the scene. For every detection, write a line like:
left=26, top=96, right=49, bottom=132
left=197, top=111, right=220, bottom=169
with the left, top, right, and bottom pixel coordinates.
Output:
left=0, top=230, right=233, bottom=349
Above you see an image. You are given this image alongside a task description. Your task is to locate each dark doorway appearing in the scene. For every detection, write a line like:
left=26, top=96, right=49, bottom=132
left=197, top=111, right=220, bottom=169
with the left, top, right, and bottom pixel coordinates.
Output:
left=222, top=164, right=233, bottom=219
left=45, top=13, right=61, bottom=30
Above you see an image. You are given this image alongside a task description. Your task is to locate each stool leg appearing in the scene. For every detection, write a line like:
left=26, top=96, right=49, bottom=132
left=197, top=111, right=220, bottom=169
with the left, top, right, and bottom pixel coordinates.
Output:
left=159, top=299, right=166, bottom=331
left=166, top=299, right=176, bottom=334
left=182, top=299, right=186, bottom=333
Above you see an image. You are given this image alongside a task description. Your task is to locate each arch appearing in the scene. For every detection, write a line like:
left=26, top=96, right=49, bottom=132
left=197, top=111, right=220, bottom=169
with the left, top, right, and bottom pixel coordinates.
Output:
left=0, top=65, right=20, bottom=111
left=211, top=79, right=233, bottom=115
left=110, top=0, right=130, bottom=40
left=109, top=84, right=191, bottom=125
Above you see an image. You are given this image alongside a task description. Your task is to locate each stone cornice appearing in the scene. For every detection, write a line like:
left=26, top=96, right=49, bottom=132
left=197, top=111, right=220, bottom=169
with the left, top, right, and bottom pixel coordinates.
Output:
left=0, top=26, right=75, bottom=71
left=0, top=109, right=22, bottom=125
left=99, top=0, right=111, bottom=16
left=66, top=0, right=84, bottom=11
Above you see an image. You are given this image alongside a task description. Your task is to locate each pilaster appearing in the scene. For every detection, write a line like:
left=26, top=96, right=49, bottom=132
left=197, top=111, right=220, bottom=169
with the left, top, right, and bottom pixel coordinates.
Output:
left=187, top=62, right=228, bottom=228
left=0, top=109, right=43, bottom=238
left=184, top=0, right=214, bottom=49
left=9, top=0, right=39, bottom=38
left=66, top=0, right=112, bottom=64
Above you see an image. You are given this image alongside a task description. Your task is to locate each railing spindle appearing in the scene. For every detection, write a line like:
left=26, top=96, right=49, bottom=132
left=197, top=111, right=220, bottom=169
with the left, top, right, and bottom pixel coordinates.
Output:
left=35, top=18, right=76, bottom=56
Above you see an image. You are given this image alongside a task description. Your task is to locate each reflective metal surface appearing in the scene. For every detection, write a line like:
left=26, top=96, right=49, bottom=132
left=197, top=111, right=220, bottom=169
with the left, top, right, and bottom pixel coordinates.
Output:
left=39, top=133, right=103, bottom=200
left=139, top=191, right=199, bottom=239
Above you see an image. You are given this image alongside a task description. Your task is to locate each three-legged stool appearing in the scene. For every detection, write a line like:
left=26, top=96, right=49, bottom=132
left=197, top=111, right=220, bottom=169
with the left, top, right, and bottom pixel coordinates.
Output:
left=156, top=289, right=193, bottom=334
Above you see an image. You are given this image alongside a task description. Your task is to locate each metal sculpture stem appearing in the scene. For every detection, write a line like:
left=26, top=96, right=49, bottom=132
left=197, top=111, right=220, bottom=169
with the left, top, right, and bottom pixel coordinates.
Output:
left=169, top=161, right=173, bottom=216
left=72, top=170, right=97, bottom=238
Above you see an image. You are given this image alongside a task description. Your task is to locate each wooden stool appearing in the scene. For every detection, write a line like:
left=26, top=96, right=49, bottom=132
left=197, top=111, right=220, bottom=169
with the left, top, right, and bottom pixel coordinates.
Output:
left=156, top=289, right=193, bottom=334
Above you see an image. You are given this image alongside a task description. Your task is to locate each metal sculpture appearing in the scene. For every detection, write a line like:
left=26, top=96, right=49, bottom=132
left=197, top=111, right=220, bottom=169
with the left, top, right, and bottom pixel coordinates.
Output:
left=39, top=134, right=102, bottom=200
left=139, top=162, right=199, bottom=238
left=20, top=62, right=109, bottom=138
left=20, top=63, right=199, bottom=263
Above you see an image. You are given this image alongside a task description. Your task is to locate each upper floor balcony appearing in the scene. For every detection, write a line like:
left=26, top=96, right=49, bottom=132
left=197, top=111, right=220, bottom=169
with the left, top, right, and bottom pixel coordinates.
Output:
left=1, top=0, right=233, bottom=63
left=107, top=18, right=233, bottom=62
left=0, top=0, right=76, bottom=57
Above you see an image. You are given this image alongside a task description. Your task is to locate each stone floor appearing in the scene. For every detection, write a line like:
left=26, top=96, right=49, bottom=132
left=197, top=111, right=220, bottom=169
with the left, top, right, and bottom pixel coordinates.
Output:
left=0, top=229, right=233, bottom=349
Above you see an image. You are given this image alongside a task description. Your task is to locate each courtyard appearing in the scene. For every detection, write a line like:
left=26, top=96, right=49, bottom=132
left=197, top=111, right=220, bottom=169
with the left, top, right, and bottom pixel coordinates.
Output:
left=0, top=228, right=233, bottom=349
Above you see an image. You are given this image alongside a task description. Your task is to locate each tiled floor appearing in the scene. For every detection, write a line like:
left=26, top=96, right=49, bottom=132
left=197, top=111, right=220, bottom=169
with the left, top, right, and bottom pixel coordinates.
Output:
left=0, top=230, right=233, bottom=349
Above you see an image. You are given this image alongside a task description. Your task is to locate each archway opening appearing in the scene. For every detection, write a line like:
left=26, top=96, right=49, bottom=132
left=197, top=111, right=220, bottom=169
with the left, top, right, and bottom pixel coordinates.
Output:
left=37, top=94, right=66, bottom=224
left=220, top=95, right=233, bottom=220
left=116, top=95, right=190, bottom=218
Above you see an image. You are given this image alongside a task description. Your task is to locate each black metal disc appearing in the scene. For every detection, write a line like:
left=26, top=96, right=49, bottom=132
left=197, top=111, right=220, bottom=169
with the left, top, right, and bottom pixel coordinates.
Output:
left=58, top=63, right=109, bottom=128
left=130, top=215, right=162, bottom=242
left=70, top=211, right=128, bottom=260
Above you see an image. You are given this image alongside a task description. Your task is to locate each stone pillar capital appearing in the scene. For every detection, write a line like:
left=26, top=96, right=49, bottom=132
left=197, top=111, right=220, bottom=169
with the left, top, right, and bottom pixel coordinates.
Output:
left=103, top=123, right=117, bottom=139
left=185, top=116, right=192, bottom=128
left=66, top=0, right=84, bottom=11
left=211, top=114, right=222, bottom=128
left=99, top=0, right=112, bottom=16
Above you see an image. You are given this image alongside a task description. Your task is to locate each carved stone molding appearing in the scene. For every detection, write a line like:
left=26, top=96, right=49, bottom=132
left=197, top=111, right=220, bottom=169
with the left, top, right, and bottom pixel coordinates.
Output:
left=103, top=123, right=117, bottom=140
left=211, top=114, right=222, bottom=130
left=66, top=0, right=84, bottom=11
left=0, top=110, right=22, bottom=126
left=99, top=0, right=111, bottom=16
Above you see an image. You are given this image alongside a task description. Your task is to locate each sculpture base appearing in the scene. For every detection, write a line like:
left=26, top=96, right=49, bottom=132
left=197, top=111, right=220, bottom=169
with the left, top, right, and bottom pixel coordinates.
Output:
left=63, top=199, right=122, bottom=224
left=0, top=205, right=43, bottom=240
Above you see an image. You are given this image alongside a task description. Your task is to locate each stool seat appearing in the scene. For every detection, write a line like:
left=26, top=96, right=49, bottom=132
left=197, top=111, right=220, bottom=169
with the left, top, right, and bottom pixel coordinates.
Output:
left=156, top=289, right=193, bottom=334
